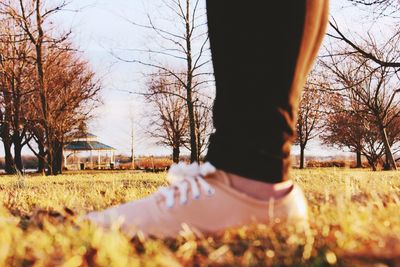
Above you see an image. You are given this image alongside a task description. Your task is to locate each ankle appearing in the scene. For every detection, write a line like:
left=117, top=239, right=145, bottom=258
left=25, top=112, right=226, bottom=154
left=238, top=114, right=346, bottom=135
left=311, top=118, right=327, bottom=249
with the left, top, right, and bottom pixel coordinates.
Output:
left=228, top=173, right=293, bottom=201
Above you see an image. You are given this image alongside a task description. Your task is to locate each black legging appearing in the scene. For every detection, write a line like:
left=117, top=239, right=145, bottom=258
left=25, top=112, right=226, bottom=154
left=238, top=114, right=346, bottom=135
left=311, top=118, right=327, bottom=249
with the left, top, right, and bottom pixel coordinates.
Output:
left=205, top=1, right=329, bottom=183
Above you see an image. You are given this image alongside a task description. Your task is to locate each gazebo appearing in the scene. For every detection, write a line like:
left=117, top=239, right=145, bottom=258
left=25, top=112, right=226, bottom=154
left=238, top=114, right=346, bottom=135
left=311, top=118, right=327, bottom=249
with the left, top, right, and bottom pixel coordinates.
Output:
left=64, top=133, right=116, bottom=170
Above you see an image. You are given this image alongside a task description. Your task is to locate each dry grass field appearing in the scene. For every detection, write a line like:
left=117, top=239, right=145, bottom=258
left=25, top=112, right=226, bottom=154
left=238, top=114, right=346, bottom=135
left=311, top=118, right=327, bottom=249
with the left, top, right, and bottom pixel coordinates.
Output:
left=0, top=168, right=399, bottom=266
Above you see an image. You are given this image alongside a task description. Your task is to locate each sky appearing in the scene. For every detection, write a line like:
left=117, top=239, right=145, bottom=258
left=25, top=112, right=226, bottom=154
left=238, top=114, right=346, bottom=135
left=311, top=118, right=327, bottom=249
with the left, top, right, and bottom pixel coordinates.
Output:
left=12, top=0, right=387, bottom=159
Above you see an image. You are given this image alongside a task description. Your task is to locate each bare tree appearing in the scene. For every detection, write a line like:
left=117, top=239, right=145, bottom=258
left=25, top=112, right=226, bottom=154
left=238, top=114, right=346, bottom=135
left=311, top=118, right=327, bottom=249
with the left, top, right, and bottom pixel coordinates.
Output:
left=321, top=51, right=400, bottom=169
left=145, top=72, right=189, bottom=163
left=322, top=2, right=400, bottom=169
left=117, top=0, right=212, bottom=163
left=295, top=73, right=326, bottom=169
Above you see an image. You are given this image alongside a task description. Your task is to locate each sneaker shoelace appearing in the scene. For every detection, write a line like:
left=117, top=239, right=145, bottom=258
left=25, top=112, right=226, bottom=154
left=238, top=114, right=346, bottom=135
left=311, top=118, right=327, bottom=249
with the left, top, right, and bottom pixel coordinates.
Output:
left=158, top=162, right=216, bottom=208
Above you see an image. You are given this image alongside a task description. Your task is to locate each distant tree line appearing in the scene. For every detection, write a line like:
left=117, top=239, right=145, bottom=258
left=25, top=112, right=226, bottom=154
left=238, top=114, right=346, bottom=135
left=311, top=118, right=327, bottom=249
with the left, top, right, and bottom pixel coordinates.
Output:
left=0, top=0, right=101, bottom=175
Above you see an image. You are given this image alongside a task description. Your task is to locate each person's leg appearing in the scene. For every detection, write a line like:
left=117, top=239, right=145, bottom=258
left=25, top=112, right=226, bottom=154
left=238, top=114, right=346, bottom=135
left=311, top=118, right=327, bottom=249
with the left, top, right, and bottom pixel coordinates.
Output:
left=206, top=0, right=329, bottom=183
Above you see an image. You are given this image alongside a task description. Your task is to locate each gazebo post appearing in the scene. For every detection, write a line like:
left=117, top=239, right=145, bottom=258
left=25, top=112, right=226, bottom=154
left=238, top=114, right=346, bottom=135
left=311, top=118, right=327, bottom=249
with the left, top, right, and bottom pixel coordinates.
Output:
left=74, top=151, right=80, bottom=170
left=98, top=151, right=101, bottom=170
left=90, top=150, right=93, bottom=169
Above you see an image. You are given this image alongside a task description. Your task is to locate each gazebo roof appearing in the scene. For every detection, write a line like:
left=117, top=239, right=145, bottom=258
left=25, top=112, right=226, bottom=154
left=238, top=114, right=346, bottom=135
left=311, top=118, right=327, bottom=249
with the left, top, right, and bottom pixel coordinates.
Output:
left=64, top=140, right=115, bottom=151
left=73, top=132, right=97, bottom=139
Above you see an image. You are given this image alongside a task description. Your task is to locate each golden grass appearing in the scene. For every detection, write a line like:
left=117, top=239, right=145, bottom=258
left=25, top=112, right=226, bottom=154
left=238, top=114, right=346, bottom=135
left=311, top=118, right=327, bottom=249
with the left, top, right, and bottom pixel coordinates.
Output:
left=0, top=168, right=399, bottom=266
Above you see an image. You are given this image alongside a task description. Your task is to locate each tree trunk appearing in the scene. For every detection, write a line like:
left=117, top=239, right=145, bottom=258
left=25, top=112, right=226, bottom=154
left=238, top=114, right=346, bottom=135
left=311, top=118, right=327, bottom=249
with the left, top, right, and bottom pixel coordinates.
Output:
left=300, top=145, right=305, bottom=169
left=2, top=136, right=15, bottom=174
left=366, top=155, right=378, bottom=171
left=46, top=148, right=54, bottom=175
left=13, top=141, right=23, bottom=172
left=196, top=116, right=202, bottom=161
left=50, top=140, right=63, bottom=175
left=369, top=160, right=377, bottom=171
left=12, top=78, right=23, bottom=172
left=184, top=0, right=199, bottom=163
left=37, top=142, right=46, bottom=174
left=379, top=126, right=397, bottom=170
left=187, top=90, right=199, bottom=162
left=34, top=3, right=53, bottom=175
left=172, top=147, right=180, bottom=163
left=356, top=150, right=362, bottom=168
left=1, top=85, right=15, bottom=174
